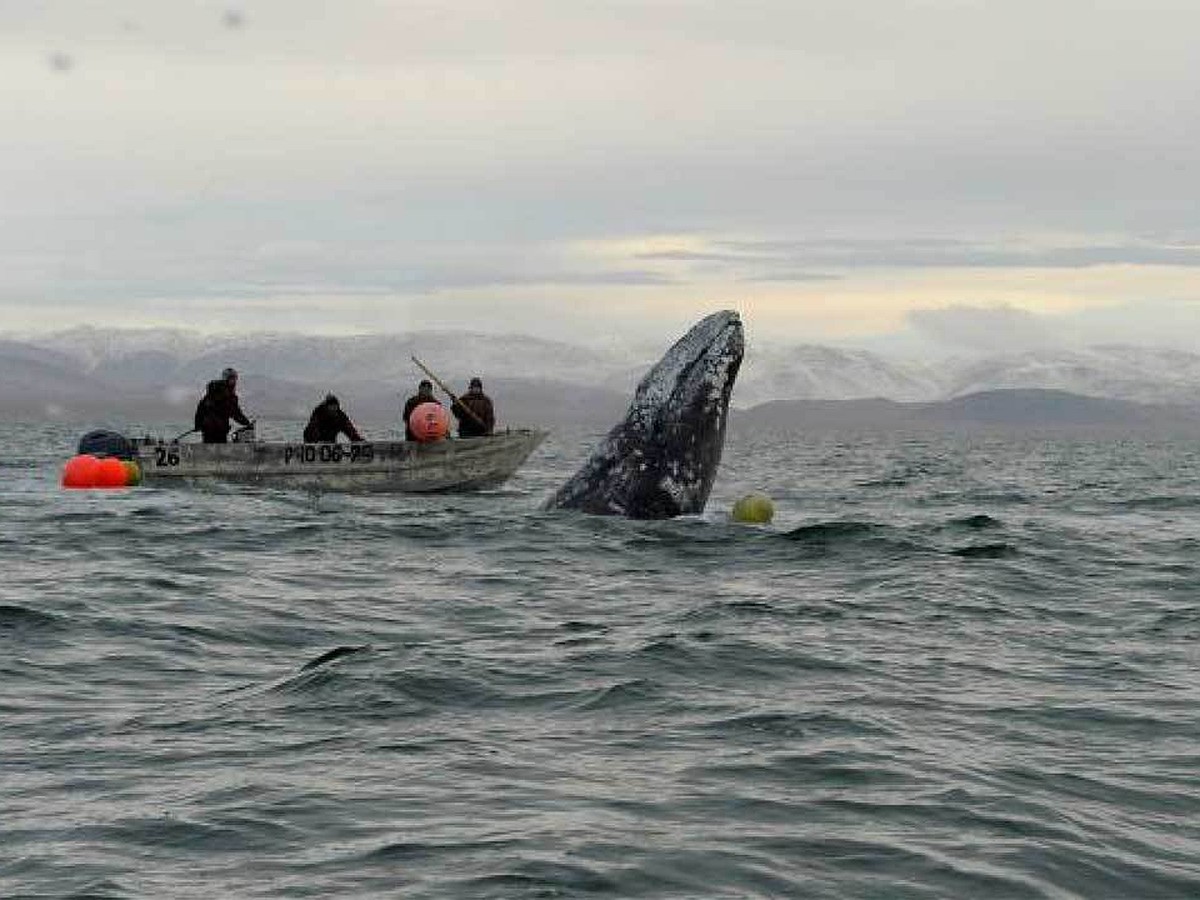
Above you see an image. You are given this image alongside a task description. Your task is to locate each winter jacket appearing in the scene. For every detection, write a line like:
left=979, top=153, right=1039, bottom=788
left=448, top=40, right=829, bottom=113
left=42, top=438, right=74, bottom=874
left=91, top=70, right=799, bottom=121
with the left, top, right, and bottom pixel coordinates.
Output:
left=194, top=380, right=250, bottom=443
left=452, top=391, right=495, bottom=438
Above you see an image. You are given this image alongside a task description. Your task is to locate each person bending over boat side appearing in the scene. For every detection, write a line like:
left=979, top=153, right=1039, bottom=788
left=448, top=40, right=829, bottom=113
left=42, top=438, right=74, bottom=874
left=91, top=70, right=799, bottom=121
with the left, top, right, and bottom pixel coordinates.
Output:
left=303, top=394, right=364, bottom=443
left=401, top=379, right=440, bottom=441
left=452, top=377, right=495, bottom=438
left=195, top=367, right=251, bottom=443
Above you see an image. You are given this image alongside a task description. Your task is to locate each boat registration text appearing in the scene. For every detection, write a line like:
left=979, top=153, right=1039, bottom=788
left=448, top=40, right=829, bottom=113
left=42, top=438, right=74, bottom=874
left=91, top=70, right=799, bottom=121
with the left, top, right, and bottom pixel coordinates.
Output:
left=283, top=444, right=376, bottom=465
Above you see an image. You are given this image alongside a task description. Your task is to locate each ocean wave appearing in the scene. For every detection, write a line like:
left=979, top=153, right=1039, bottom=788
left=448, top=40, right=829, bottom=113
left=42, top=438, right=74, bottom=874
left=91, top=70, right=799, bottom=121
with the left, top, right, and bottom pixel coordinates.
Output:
left=950, top=543, right=1019, bottom=559
left=0, top=603, right=63, bottom=632
left=5, top=426, right=1200, bottom=898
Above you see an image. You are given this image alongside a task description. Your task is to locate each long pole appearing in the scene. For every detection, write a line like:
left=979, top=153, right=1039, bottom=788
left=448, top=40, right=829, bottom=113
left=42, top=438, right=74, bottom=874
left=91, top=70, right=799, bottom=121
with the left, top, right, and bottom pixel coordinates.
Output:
left=411, top=356, right=488, bottom=431
left=171, top=427, right=198, bottom=442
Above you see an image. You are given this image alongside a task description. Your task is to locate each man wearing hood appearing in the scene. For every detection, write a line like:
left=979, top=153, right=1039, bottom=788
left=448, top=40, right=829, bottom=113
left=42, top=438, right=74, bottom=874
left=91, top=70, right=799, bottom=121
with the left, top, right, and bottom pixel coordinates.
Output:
left=452, top=377, right=495, bottom=438
left=194, top=367, right=251, bottom=443
left=303, top=394, right=364, bottom=443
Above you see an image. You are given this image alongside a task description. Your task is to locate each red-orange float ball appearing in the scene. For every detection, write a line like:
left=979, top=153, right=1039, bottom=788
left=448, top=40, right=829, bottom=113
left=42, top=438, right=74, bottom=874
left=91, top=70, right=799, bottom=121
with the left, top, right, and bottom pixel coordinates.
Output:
left=94, top=457, right=130, bottom=488
left=62, top=454, right=101, bottom=488
left=409, top=402, right=449, bottom=442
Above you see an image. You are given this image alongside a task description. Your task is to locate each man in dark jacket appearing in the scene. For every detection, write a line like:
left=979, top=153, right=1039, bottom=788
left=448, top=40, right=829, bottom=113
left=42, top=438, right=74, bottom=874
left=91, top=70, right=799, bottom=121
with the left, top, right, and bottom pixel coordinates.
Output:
left=303, top=394, right=364, bottom=443
left=452, top=377, right=495, bottom=438
left=194, top=367, right=251, bottom=443
left=402, top=379, right=440, bottom=441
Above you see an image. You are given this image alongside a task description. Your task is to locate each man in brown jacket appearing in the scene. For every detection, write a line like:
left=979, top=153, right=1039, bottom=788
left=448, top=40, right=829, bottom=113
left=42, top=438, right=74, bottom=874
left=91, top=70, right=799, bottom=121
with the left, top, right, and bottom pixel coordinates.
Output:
left=452, top=377, right=495, bottom=438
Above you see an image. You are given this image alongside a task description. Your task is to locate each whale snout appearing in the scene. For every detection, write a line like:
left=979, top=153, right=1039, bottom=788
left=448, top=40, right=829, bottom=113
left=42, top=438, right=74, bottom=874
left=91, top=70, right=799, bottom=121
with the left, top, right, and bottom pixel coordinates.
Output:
left=546, top=310, right=745, bottom=519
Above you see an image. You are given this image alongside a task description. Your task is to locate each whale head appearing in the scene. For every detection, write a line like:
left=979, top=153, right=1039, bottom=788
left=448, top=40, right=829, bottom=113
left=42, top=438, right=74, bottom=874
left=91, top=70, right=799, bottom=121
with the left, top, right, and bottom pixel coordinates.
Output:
left=546, top=310, right=744, bottom=518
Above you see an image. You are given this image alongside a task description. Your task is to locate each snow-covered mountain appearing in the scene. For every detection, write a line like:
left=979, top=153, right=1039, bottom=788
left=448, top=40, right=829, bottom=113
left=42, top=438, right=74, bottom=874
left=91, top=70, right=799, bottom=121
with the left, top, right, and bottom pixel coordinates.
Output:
left=30, top=326, right=632, bottom=395
left=8, top=327, right=1200, bottom=423
left=944, top=345, right=1200, bottom=405
left=738, top=343, right=944, bottom=403
left=740, top=342, right=1200, bottom=406
left=24, top=328, right=948, bottom=409
left=26, top=327, right=217, bottom=370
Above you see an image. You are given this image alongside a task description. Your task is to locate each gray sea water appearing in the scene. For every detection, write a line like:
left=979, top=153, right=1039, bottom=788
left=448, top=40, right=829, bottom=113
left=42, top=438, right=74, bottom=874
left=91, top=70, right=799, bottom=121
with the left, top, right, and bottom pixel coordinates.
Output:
left=3, top=420, right=1199, bottom=899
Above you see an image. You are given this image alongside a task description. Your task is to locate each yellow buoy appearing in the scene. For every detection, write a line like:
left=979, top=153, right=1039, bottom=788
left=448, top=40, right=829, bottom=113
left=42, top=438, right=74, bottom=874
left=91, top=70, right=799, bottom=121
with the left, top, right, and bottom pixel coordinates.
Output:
left=121, top=459, right=142, bottom=486
left=731, top=492, right=774, bottom=524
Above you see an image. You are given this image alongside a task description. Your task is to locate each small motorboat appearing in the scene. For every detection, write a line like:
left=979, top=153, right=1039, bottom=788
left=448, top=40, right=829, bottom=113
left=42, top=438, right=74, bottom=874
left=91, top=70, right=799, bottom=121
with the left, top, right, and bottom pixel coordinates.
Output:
left=78, top=426, right=549, bottom=493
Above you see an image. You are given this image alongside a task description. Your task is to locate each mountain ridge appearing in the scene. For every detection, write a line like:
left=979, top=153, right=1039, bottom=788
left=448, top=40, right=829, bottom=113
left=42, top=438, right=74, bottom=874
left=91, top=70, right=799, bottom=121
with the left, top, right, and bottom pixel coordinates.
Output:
left=734, top=388, right=1200, bottom=431
left=5, top=327, right=1200, bottom=426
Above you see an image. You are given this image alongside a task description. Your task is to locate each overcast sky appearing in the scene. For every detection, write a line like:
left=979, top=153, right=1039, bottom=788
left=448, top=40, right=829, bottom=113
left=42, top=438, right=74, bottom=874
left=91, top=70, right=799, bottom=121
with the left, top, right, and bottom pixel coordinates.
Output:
left=4, top=1, right=1200, bottom=354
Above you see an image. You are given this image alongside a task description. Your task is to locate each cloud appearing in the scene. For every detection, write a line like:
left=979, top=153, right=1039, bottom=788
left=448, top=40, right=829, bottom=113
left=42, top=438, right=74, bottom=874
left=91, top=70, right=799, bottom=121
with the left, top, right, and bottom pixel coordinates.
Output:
left=907, top=304, right=1063, bottom=351
left=6, top=3, right=1200, bottom=342
left=715, top=238, right=1200, bottom=270
left=904, top=298, right=1200, bottom=355
left=8, top=2, right=1200, bottom=237
left=737, top=272, right=841, bottom=284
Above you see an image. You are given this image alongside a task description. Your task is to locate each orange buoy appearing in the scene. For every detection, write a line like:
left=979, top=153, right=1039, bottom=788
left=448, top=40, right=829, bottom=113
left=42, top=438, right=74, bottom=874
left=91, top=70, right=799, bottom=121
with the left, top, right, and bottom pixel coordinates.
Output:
left=62, top=454, right=101, bottom=488
left=409, top=401, right=449, bottom=442
left=94, top=457, right=129, bottom=488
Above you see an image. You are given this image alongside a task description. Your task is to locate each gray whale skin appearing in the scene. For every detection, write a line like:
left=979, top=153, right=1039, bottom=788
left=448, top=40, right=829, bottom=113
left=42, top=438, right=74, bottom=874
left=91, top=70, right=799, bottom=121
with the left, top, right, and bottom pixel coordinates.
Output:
left=544, top=310, right=744, bottom=519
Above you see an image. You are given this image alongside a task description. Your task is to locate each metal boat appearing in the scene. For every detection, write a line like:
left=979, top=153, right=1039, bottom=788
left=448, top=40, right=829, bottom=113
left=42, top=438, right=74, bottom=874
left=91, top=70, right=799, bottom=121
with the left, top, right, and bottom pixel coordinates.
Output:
left=130, top=428, right=548, bottom=492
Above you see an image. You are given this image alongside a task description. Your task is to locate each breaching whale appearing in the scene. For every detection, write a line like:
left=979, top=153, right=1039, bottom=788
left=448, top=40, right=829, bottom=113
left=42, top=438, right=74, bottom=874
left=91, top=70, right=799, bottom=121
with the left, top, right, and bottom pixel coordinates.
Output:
left=545, top=310, right=744, bottom=519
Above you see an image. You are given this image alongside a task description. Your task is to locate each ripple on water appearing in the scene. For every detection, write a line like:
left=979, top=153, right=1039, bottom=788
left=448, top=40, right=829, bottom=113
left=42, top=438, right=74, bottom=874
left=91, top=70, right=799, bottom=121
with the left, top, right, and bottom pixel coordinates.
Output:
left=3, top=426, right=1200, bottom=898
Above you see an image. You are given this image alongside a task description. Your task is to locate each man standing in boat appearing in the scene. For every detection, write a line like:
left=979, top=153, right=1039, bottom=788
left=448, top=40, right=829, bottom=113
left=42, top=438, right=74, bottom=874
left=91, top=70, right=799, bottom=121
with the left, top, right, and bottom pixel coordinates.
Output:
left=452, top=377, right=495, bottom=438
left=303, top=394, right=364, bottom=443
left=194, top=367, right=251, bottom=443
left=401, top=379, right=440, bottom=441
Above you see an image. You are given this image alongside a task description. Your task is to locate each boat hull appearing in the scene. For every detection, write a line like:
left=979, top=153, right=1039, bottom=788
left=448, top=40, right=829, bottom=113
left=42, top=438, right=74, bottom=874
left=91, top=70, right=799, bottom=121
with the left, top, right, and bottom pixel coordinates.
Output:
left=133, top=429, right=548, bottom=492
